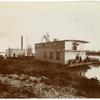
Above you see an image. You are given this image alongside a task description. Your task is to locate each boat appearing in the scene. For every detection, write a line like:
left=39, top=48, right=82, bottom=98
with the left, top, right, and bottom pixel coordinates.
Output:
left=68, top=62, right=92, bottom=68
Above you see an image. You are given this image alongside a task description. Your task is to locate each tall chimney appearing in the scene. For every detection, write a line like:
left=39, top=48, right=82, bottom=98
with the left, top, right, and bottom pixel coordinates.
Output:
left=21, top=36, right=23, bottom=51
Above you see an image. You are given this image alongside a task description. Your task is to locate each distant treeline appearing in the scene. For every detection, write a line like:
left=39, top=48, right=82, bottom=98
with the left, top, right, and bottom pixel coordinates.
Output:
left=86, top=51, right=100, bottom=56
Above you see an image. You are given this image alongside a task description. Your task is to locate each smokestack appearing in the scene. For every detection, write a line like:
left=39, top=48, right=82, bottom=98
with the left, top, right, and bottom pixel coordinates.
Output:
left=21, top=36, right=23, bottom=51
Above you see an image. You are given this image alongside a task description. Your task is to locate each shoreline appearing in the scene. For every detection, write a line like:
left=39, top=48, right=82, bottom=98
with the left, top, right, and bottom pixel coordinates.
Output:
left=0, top=58, right=99, bottom=98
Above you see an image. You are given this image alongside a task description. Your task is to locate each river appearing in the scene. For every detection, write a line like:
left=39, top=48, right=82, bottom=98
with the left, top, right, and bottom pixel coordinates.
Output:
left=85, top=56, right=100, bottom=80
left=85, top=64, right=100, bottom=80
left=70, top=55, right=100, bottom=81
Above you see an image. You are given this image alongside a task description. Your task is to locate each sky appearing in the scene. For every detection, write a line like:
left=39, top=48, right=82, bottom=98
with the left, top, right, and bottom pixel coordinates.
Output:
left=0, top=1, right=99, bottom=52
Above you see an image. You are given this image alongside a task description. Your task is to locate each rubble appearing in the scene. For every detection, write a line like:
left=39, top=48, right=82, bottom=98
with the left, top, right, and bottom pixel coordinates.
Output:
left=0, top=74, right=81, bottom=98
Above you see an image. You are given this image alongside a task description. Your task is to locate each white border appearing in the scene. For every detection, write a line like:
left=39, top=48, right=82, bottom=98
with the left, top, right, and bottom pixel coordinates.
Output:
left=0, top=0, right=99, bottom=100
left=0, top=0, right=100, bottom=2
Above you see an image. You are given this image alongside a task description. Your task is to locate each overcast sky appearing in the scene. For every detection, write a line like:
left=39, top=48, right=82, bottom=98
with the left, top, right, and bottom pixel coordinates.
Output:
left=0, top=1, right=99, bottom=52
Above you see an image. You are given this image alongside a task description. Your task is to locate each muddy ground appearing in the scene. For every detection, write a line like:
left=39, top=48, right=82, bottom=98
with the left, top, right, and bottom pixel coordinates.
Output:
left=0, top=57, right=99, bottom=98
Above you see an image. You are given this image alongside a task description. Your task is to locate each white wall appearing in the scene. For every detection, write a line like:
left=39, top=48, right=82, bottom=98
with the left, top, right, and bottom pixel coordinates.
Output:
left=65, top=42, right=72, bottom=50
left=6, top=49, right=26, bottom=57
left=77, top=43, right=86, bottom=50
left=65, top=41, right=87, bottom=51
left=65, top=51, right=86, bottom=64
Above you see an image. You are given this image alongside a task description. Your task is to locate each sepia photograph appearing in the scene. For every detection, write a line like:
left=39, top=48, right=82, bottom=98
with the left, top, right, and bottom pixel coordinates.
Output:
left=0, top=0, right=99, bottom=98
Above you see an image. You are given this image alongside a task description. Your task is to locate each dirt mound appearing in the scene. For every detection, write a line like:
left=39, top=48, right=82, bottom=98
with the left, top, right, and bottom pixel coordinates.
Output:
left=0, top=74, right=82, bottom=98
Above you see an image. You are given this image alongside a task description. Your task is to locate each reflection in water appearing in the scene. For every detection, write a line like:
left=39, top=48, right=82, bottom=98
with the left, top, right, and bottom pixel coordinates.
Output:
left=85, top=65, right=100, bottom=81
left=69, top=66, right=90, bottom=77
left=69, top=56, right=100, bottom=81
left=76, top=67, right=89, bottom=77
left=74, top=55, right=100, bottom=81
left=70, top=64, right=100, bottom=81
left=85, top=55, right=100, bottom=81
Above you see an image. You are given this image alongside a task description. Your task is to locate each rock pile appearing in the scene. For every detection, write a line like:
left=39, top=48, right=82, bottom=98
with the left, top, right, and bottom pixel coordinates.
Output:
left=0, top=74, right=81, bottom=98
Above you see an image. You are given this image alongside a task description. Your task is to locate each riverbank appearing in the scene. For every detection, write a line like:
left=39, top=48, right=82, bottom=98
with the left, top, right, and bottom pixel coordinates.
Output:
left=0, top=58, right=100, bottom=98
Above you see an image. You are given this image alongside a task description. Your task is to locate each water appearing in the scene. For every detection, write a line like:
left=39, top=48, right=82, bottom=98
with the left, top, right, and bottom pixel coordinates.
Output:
left=85, top=65, right=100, bottom=80
left=84, top=55, right=100, bottom=80
left=88, top=55, right=100, bottom=60
left=72, top=55, right=100, bottom=81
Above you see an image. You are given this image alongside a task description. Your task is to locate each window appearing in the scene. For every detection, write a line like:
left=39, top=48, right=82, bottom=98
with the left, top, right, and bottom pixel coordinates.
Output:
left=43, top=43, right=45, bottom=47
left=35, top=45, right=38, bottom=49
left=54, top=43, right=57, bottom=46
left=72, top=42, right=79, bottom=50
left=48, top=43, right=51, bottom=47
left=44, top=51, right=47, bottom=59
left=46, top=43, right=48, bottom=47
left=56, top=51, right=60, bottom=60
left=49, top=51, right=53, bottom=59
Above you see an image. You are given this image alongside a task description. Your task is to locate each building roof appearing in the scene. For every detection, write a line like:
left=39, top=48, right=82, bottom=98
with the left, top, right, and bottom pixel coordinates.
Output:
left=36, top=39, right=89, bottom=44
left=64, top=39, right=89, bottom=43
